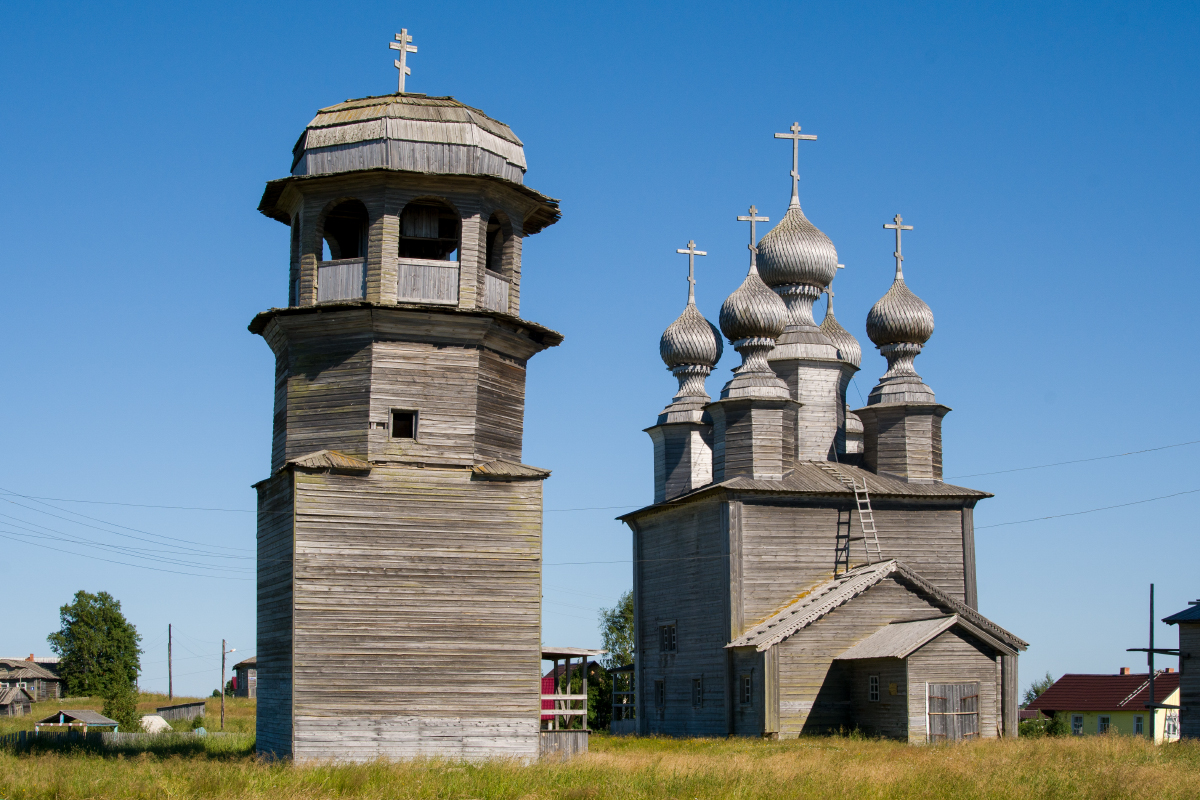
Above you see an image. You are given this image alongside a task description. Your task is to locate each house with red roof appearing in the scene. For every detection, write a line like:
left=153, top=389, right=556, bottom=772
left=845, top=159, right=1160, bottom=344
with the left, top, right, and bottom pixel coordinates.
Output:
left=1025, top=669, right=1180, bottom=742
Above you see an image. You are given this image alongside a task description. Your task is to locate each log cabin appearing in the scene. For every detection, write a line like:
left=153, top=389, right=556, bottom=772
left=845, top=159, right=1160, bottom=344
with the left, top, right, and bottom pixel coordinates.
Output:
left=620, top=138, right=1027, bottom=742
left=250, top=78, right=563, bottom=761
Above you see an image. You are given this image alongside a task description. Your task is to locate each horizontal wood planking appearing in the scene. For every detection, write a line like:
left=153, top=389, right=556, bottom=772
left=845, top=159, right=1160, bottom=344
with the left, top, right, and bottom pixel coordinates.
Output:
left=906, top=630, right=1002, bottom=742
left=844, top=657, right=909, bottom=739
left=1179, top=625, right=1200, bottom=739
left=285, top=465, right=544, bottom=760
left=256, top=472, right=295, bottom=758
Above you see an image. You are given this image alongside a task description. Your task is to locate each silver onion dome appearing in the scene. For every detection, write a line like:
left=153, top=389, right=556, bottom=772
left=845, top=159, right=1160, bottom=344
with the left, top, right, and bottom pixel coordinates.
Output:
left=820, top=290, right=862, bottom=367
left=719, top=270, right=787, bottom=344
left=660, top=303, right=722, bottom=369
left=865, top=278, right=934, bottom=347
left=757, top=204, right=839, bottom=291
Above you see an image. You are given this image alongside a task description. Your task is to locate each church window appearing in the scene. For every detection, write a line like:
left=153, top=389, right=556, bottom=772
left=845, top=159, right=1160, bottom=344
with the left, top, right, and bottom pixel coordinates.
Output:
left=740, top=674, right=752, bottom=705
left=320, top=200, right=369, bottom=261
left=654, top=680, right=666, bottom=708
left=692, top=677, right=703, bottom=707
left=868, top=675, right=880, bottom=702
left=659, top=624, right=677, bottom=652
left=391, top=410, right=417, bottom=439
left=399, top=200, right=461, bottom=261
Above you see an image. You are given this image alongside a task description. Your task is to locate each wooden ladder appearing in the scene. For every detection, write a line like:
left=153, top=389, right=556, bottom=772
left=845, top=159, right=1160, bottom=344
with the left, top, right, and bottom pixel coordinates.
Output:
left=818, top=463, right=883, bottom=573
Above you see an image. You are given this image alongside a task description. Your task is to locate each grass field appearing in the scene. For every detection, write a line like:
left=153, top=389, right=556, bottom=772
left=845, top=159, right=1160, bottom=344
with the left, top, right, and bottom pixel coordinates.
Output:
left=0, top=692, right=256, bottom=736
left=5, top=723, right=1200, bottom=800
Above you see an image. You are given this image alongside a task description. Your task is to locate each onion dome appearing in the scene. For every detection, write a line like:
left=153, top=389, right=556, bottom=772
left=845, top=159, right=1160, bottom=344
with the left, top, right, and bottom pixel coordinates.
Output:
left=757, top=204, right=839, bottom=290
left=819, top=289, right=861, bottom=368
left=719, top=269, right=787, bottom=344
left=660, top=303, right=722, bottom=369
left=865, top=278, right=934, bottom=347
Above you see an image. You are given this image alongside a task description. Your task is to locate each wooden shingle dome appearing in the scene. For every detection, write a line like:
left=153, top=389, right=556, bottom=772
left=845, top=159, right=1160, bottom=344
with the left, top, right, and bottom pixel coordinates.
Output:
left=757, top=204, right=839, bottom=291
left=661, top=302, right=722, bottom=370
left=290, top=93, right=528, bottom=184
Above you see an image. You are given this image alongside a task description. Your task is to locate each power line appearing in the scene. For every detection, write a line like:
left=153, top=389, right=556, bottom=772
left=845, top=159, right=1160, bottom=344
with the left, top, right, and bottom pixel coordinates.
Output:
left=948, top=440, right=1200, bottom=480
left=975, top=488, right=1200, bottom=530
left=0, top=531, right=251, bottom=581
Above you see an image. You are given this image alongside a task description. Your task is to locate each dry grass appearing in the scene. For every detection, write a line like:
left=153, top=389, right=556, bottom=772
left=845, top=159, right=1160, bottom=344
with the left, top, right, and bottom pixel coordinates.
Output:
left=3, top=731, right=1200, bottom=799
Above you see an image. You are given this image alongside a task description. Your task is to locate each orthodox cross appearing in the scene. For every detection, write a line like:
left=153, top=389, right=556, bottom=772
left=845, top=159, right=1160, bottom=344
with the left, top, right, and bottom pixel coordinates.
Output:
left=676, top=240, right=707, bottom=304
left=774, top=122, right=818, bottom=206
left=883, top=214, right=913, bottom=279
left=824, top=264, right=845, bottom=314
left=737, top=205, right=770, bottom=270
left=390, top=29, right=418, bottom=93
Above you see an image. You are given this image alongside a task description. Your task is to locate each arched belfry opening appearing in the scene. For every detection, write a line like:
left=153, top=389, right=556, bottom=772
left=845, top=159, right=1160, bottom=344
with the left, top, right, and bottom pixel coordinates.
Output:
left=399, top=200, right=461, bottom=261
left=320, top=199, right=369, bottom=261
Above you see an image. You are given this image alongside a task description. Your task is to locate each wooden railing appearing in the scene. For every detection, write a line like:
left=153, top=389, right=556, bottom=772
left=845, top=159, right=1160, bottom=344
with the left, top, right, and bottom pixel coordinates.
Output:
left=316, top=257, right=366, bottom=303
left=482, top=270, right=510, bottom=313
left=398, top=258, right=459, bottom=305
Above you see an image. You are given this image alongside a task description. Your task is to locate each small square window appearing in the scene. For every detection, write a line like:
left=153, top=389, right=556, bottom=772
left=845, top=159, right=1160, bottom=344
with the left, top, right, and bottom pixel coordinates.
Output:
left=740, top=674, right=753, bottom=705
left=692, top=678, right=703, bottom=708
left=391, top=410, right=417, bottom=439
left=654, top=680, right=666, bottom=708
left=1098, top=715, right=1110, bottom=734
left=659, top=624, right=677, bottom=652
left=868, top=675, right=880, bottom=702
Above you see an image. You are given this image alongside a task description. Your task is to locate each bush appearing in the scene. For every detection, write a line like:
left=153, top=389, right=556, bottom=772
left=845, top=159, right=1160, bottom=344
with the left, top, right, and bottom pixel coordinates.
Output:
left=101, top=684, right=141, bottom=732
left=1020, top=714, right=1067, bottom=737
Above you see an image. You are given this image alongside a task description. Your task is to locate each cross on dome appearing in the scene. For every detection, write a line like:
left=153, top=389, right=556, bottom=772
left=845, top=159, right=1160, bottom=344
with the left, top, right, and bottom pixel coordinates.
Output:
left=737, top=205, right=770, bottom=271
left=390, top=29, right=418, bottom=93
left=774, top=121, right=818, bottom=206
left=883, top=214, right=913, bottom=279
left=676, top=240, right=707, bottom=305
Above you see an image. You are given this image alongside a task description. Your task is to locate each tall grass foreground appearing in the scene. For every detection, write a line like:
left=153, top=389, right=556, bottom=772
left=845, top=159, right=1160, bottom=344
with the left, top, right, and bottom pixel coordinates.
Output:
left=4, top=733, right=1200, bottom=799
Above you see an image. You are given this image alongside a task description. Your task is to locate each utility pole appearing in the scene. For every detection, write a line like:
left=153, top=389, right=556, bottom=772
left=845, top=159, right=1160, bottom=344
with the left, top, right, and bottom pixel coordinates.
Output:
left=220, top=639, right=235, bottom=731
left=168, top=624, right=173, bottom=701
left=1127, top=583, right=1182, bottom=739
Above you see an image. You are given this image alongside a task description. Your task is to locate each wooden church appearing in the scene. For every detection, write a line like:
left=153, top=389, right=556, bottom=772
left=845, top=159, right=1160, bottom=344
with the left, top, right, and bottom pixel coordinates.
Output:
left=620, top=129, right=1027, bottom=742
left=250, top=33, right=564, bottom=760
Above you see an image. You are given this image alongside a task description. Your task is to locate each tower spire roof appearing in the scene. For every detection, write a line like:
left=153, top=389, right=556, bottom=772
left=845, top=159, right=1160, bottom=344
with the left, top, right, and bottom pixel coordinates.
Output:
left=820, top=271, right=862, bottom=368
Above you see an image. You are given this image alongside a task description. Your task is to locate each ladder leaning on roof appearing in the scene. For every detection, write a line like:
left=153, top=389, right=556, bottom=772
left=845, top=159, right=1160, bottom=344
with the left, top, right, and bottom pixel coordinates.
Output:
left=817, top=463, right=883, bottom=574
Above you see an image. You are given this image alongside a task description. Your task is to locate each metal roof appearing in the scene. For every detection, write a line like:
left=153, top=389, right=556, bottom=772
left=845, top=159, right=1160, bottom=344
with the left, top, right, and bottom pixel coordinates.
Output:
left=1163, top=604, right=1200, bottom=624
left=1026, top=672, right=1181, bottom=713
left=38, top=709, right=119, bottom=726
left=726, top=560, right=1026, bottom=653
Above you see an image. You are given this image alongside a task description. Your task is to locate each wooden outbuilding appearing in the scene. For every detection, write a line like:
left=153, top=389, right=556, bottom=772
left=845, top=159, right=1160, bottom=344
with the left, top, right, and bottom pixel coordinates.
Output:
left=231, top=656, right=256, bottom=698
left=35, top=709, right=119, bottom=732
left=251, top=74, right=562, bottom=761
left=0, top=659, right=63, bottom=702
left=623, top=143, right=1026, bottom=741
left=0, top=687, right=34, bottom=716
left=1163, top=603, right=1199, bottom=738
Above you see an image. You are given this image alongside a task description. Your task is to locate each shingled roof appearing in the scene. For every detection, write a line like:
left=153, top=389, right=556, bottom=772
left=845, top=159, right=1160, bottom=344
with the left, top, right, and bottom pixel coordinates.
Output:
left=0, top=659, right=61, bottom=681
left=1026, top=672, right=1181, bottom=713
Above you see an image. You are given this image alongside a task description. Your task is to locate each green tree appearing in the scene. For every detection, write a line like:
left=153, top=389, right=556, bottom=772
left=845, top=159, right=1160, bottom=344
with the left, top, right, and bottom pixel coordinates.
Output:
left=101, top=682, right=141, bottom=731
left=46, top=590, right=142, bottom=697
left=1022, top=671, right=1055, bottom=707
left=598, top=590, right=634, bottom=670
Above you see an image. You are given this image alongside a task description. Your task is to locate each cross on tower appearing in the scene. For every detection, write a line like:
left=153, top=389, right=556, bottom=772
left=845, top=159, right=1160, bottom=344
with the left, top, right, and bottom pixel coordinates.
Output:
left=675, top=240, right=707, bottom=304
left=825, top=264, right=845, bottom=313
left=390, top=29, right=418, bottom=93
left=774, top=122, right=818, bottom=206
left=883, top=214, right=913, bottom=279
left=737, top=205, right=770, bottom=271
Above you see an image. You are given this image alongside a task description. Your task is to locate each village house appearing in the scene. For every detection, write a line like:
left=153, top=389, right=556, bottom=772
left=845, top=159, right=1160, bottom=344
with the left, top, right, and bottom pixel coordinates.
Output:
left=0, top=658, right=63, bottom=702
left=1025, top=670, right=1181, bottom=742
left=620, top=128, right=1026, bottom=742
left=0, top=686, right=34, bottom=716
left=231, top=656, right=256, bottom=699
left=1163, top=602, right=1199, bottom=738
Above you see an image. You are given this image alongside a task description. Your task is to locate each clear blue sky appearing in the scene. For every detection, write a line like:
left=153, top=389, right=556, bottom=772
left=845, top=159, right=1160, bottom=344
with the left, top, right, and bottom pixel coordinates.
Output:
left=1, top=1, right=1197, bottom=698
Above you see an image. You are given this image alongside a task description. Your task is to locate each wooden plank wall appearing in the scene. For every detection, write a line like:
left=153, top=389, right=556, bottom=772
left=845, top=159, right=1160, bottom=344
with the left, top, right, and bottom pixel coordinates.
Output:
left=775, top=576, right=954, bottom=736
left=1178, top=625, right=1200, bottom=739
left=728, top=647, right=765, bottom=735
left=633, top=501, right=732, bottom=737
left=256, top=472, right=295, bottom=758
left=289, top=466, right=543, bottom=761
left=905, top=630, right=1002, bottom=742
left=770, top=360, right=842, bottom=462
left=472, top=347, right=526, bottom=464
left=844, top=658, right=909, bottom=738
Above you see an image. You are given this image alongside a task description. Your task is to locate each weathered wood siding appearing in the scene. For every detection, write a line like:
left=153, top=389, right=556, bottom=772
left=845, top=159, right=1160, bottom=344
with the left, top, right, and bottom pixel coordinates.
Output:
left=256, top=471, right=295, bottom=758
left=473, top=348, right=526, bottom=463
left=633, top=501, right=731, bottom=737
left=775, top=575, right=949, bottom=736
left=738, top=500, right=967, bottom=624
left=289, top=465, right=543, bottom=761
left=710, top=401, right=790, bottom=482
left=906, top=629, right=1001, bottom=742
left=729, top=647, right=765, bottom=735
left=647, top=423, right=714, bottom=504
left=770, top=359, right=842, bottom=462
left=844, top=658, right=909, bottom=738
left=857, top=404, right=948, bottom=483
left=1180, top=624, right=1200, bottom=739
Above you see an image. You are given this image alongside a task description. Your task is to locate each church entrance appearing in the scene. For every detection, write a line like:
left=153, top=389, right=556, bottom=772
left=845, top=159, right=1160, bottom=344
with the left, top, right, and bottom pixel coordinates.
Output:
left=927, top=683, right=980, bottom=741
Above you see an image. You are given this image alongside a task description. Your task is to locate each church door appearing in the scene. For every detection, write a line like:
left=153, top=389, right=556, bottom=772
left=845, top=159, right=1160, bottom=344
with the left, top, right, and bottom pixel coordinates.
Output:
left=926, top=683, right=980, bottom=741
